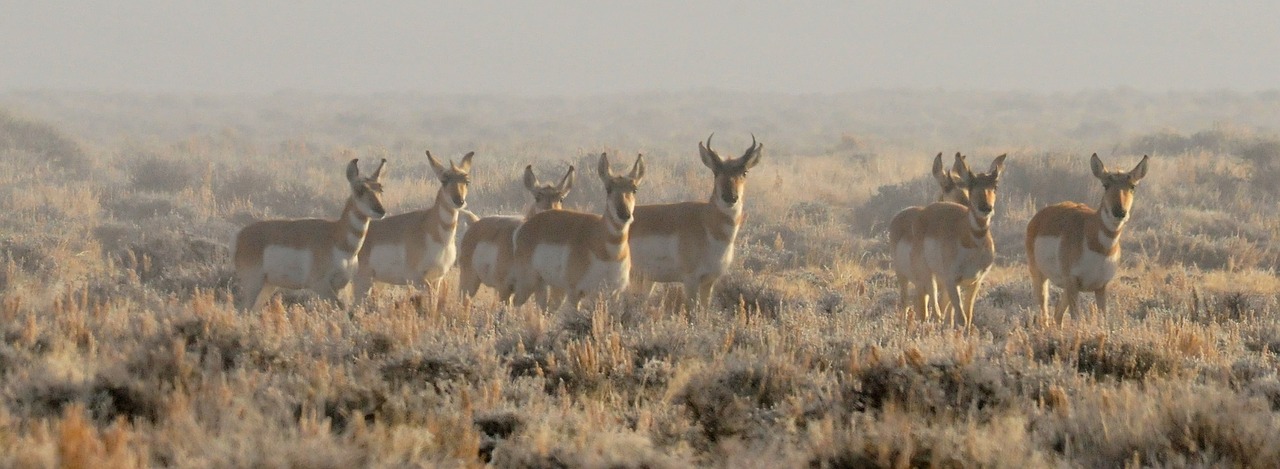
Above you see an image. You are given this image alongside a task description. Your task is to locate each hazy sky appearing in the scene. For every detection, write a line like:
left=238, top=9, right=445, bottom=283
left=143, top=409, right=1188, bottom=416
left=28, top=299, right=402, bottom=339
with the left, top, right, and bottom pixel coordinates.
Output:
left=3, top=1, right=1279, bottom=95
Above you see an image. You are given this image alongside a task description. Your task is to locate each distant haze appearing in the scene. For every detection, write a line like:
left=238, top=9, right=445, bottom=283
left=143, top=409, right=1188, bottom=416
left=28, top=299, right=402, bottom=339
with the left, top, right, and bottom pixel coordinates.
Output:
left=3, top=1, right=1279, bottom=95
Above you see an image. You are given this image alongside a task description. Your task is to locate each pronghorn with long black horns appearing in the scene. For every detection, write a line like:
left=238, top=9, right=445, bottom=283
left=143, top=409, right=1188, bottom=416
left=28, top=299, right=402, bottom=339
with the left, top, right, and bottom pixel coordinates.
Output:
left=890, top=152, right=972, bottom=322
left=907, top=153, right=1007, bottom=329
left=458, top=164, right=575, bottom=305
left=628, top=134, right=761, bottom=310
left=232, top=158, right=388, bottom=311
left=1027, top=153, right=1149, bottom=325
left=352, top=150, right=473, bottom=304
left=510, top=153, right=644, bottom=311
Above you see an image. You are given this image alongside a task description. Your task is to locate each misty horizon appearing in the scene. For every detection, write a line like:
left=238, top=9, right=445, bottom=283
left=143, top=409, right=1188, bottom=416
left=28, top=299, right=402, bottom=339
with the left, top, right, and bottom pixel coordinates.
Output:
left=4, top=2, right=1280, bottom=96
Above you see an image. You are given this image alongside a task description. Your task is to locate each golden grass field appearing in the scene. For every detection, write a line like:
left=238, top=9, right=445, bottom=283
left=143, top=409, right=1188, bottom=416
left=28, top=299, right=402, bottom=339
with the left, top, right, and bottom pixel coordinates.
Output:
left=2, top=90, right=1280, bottom=467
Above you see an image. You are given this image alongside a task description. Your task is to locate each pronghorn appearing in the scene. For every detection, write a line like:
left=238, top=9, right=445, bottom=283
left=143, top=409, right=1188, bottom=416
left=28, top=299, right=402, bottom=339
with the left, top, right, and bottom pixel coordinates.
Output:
left=232, top=158, right=388, bottom=311
left=352, top=150, right=473, bottom=304
left=890, top=152, right=971, bottom=321
left=628, top=134, right=761, bottom=310
left=1027, top=153, right=1149, bottom=325
left=510, top=153, right=644, bottom=311
left=458, top=164, right=575, bottom=304
left=907, top=153, right=1007, bottom=329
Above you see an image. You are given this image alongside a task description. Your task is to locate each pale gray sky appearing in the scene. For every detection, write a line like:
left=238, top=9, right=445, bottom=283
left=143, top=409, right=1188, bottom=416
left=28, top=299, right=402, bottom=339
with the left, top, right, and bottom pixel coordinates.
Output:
left=3, top=1, right=1278, bottom=95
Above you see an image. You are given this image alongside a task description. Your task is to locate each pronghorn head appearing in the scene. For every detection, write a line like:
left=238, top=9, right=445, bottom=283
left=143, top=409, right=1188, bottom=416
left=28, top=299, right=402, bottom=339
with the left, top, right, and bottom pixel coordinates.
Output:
left=427, top=150, right=474, bottom=209
left=347, top=158, right=388, bottom=219
left=932, top=152, right=970, bottom=205
left=954, top=153, right=1007, bottom=219
left=700, top=133, right=763, bottom=208
left=597, top=153, right=645, bottom=224
left=1091, top=153, right=1149, bottom=222
left=523, top=164, right=575, bottom=212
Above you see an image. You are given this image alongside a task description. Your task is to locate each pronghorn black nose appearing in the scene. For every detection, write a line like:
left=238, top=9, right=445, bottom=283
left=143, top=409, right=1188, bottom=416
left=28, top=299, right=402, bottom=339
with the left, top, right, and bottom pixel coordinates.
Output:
left=616, top=206, right=632, bottom=222
left=1113, top=207, right=1127, bottom=219
left=725, top=194, right=739, bottom=204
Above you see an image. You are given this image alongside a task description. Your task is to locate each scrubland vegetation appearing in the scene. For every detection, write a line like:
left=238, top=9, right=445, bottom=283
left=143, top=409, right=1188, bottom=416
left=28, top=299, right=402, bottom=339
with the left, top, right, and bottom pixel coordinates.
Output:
left=2, top=90, right=1280, bottom=467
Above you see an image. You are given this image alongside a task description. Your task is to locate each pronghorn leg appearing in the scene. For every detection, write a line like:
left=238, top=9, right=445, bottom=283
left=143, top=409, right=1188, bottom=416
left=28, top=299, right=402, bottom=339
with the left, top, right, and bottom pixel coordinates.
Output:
left=896, top=274, right=912, bottom=321
left=680, top=277, right=701, bottom=313
left=546, top=287, right=566, bottom=312
left=1030, top=270, right=1050, bottom=325
left=459, top=266, right=481, bottom=306
left=237, top=272, right=266, bottom=312
left=697, top=277, right=716, bottom=310
left=943, top=280, right=964, bottom=330
left=1054, top=285, right=1078, bottom=325
left=1094, top=287, right=1108, bottom=318
left=351, top=271, right=374, bottom=307
left=253, top=285, right=278, bottom=311
left=927, top=277, right=942, bottom=321
left=511, top=270, right=539, bottom=308
left=962, top=279, right=982, bottom=331
left=912, top=280, right=930, bottom=324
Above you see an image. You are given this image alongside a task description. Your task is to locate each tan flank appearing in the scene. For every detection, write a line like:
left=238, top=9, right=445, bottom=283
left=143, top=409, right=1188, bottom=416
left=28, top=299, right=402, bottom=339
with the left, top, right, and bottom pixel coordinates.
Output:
left=232, top=158, right=388, bottom=311
left=889, top=152, right=971, bottom=322
left=352, top=150, right=474, bottom=304
left=510, top=153, right=644, bottom=311
left=1027, top=153, right=1149, bottom=325
left=629, top=134, right=762, bottom=310
left=458, top=164, right=574, bottom=305
left=906, top=153, right=1007, bottom=329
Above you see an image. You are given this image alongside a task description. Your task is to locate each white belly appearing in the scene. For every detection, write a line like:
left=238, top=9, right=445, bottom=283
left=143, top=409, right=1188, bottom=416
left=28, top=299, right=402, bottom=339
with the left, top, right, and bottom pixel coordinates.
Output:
left=922, top=238, right=991, bottom=283
left=368, top=244, right=412, bottom=283
left=629, top=234, right=682, bottom=281
left=262, top=245, right=313, bottom=289
left=530, top=244, right=571, bottom=288
left=1033, top=237, right=1067, bottom=282
left=695, top=239, right=734, bottom=279
left=369, top=241, right=456, bottom=285
left=579, top=258, right=630, bottom=296
left=471, top=240, right=503, bottom=286
left=1071, top=244, right=1118, bottom=292
left=892, top=238, right=914, bottom=277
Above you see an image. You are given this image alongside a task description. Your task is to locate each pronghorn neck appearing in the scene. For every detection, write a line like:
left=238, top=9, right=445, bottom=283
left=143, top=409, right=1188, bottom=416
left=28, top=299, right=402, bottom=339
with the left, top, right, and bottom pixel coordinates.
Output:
left=1095, top=203, right=1124, bottom=249
left=432, top=186, right=462, bottom=226
left=339, top=198, right=374, bottom=255
left=967, top=207, right=991, bottom=239
left=522, top=203, right=540, bottom=220
left=604, top=209, right=631, bottom=238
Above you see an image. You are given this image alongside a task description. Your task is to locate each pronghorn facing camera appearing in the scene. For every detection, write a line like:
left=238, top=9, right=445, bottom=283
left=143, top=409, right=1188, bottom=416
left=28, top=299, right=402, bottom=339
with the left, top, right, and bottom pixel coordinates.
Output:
left=907, top=153, right=1007, bottom=329
left=628, top=134, right=761, bottom=310
left=1027, top=153, right=1149, bottom=325
left=232, top=158, right=388, bottom=311
left=890, top=152, right=971, bottom=322
left=352, top=150, right=474, bottom=304
left=510, top=153, right=644, bottom=311
left=458, top=164, right=575, bottom=304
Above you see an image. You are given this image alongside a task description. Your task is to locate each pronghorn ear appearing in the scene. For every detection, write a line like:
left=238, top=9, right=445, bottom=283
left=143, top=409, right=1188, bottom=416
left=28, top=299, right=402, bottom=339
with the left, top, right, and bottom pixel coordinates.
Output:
left=371, top=158, right=388, bottom=182
left=346, top=158, right=361, bottom=183
left=426, top=150, right=448, bottom=180
left=597, top=153, right=613, bottom=183
left=741, top=134, right=762, bottom=170
left=699, top=133, right=722, bottom=171
left=1090, top=153, right=1107, bottom=179
left=951, top=152, right=971, bottom=181
left=457, top=151, right=475, bottom=172
left=989, top=154, right=1007, bottom=179
left=1128, top=155, right=1150, bottom=183
left=629, top=153, right=646, bottom=184
left=558, top=166, right=575, bottom=193
left=522, top=165, right=539, bottom=192
left=931, top=152, right=948, bottom=184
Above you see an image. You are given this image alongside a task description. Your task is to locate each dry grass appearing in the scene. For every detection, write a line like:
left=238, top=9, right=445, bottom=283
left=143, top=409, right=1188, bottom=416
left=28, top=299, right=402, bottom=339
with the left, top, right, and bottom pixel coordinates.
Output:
left=1, top=92, right=1280, bottom=467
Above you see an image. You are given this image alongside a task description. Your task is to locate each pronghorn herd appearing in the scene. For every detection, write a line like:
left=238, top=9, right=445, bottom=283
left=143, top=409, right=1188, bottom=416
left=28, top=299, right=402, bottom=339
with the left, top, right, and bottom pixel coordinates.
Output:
left=231, top=136, right=1149, bottom=328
